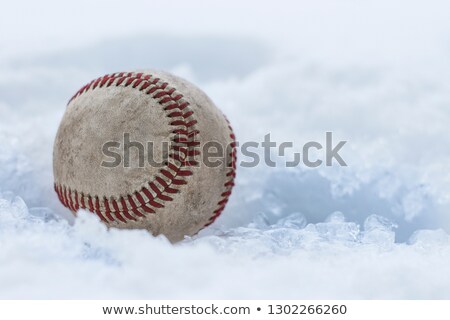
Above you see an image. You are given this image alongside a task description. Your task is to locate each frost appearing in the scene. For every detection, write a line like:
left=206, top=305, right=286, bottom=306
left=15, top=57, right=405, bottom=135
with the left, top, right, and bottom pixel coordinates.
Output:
left=362, top=214, right=397, bottom=247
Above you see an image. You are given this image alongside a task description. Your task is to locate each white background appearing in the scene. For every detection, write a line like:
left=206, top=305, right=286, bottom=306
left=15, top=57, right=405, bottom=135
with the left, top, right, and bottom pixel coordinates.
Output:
left=0, top=300, right=449, bottom=319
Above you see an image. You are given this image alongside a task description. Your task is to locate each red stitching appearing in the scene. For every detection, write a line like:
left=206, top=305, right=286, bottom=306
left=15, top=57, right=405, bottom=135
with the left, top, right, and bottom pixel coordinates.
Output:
left=117, top=197, right=131, bottom=219
left=127, top=195, right=143, bottom=218
left=202, top=116, right=237, bottom=228
left=169, top=119, right=198, bottom=127
left=141, top=188, right=164, bottom=208
left=80, top=193, right=86, bottom=209
left=172, top=129, right=199, bottom=137
left=103, top=198, right=115, bottom=222
left=169, top=178, right=188, bottom=185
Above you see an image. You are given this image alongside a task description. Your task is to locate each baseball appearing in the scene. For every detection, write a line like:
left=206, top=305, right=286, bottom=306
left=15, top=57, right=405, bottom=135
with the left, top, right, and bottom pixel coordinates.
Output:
left=53, top=70, right=236, bottom=242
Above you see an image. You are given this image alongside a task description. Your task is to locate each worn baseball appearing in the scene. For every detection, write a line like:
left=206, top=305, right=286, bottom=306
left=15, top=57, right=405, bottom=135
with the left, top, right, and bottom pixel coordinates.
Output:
left=53, top=70, right=236, bottom=242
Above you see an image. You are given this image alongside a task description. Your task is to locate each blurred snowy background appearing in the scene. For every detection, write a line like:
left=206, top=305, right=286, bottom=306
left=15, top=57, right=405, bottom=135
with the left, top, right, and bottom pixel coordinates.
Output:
left=1, top=0, right=450, bottom=299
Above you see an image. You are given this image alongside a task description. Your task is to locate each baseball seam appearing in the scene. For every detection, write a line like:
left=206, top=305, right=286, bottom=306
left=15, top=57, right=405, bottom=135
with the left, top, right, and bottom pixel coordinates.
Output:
left=203, top=117, right=236, bottom=227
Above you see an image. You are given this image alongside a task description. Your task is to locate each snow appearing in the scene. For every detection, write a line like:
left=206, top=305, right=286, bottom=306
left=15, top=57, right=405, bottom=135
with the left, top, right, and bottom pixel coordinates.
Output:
left=1, top=0, right=450, bottom=298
